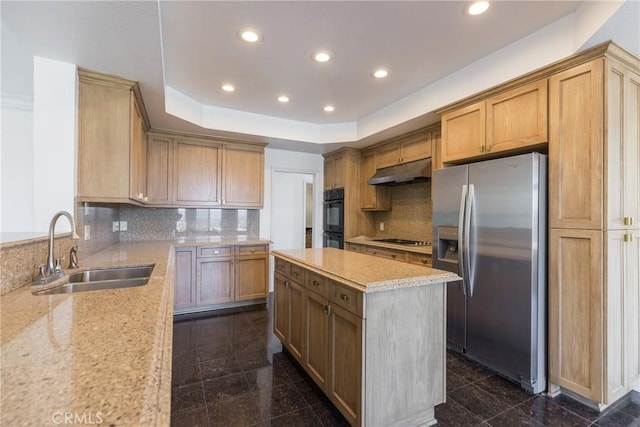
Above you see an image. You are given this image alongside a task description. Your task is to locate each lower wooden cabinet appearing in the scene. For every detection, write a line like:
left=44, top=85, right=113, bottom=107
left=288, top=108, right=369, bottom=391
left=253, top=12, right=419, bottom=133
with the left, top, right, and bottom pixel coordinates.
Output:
left=273, top=273, right=305, bottom=362
left=174, top=244, right=269, bottom=313
left=304, top=290, right=330, bottom=388
left=345, top=242, right=432, bottom=267
left=549, top=228, right=640, bottom=406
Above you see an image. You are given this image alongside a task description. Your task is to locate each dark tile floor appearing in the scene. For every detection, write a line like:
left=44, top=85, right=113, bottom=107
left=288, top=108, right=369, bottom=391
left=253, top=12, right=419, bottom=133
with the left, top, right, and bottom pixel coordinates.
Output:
left=171, top=306, right=640, bottom=427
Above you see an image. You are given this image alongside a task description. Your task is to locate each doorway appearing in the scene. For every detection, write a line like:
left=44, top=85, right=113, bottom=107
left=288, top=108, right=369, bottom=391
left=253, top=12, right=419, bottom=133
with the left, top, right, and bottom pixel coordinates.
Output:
left=271, top=170, right=315, bottom=251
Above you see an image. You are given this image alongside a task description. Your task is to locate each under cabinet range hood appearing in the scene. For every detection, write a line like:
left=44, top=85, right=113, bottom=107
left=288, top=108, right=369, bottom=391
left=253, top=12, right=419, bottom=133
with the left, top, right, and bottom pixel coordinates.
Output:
left=367, top=158, right=432, bottom=186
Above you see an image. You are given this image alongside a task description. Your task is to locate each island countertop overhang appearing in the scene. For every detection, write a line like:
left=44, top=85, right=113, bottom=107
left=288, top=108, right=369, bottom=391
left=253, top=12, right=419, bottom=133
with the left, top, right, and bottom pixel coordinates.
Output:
left=272, top=248, right=460, bottom=293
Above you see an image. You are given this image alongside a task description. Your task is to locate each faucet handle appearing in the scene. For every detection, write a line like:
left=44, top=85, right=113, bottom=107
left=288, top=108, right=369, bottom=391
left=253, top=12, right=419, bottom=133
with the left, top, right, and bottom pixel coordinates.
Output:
left=69, top=246, right=79, bottom=269
left=35, top=263, right=48, bottom=279
left=54, top=257, right=66, bottom=273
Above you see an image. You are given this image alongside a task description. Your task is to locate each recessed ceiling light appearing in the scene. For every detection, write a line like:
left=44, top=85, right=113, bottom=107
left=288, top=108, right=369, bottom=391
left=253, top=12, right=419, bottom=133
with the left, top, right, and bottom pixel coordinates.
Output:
left=313, top=51, right=332, bottom=63
left=373, top=69, right=388, bottom=79
left=468, top=1, right=489, bottom=15
left=278, top=95, right=289, bottom=103
left=222, top=84, right=235, bottom=92
left=240, top=29, right=261, bottom=43
left=324, top=105, right=335, bottom=112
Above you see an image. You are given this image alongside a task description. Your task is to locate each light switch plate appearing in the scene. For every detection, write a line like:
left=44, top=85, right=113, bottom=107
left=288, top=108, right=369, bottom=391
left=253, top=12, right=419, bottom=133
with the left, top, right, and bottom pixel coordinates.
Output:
left=120, top=221, right=128, bottom=231
left=112, top=221, right=120, bottom=232
left=176, top=221, right=187, bottom=232
left=380, top=222, right=385, bottom=231
left=84, top=225, right=91, bottom=240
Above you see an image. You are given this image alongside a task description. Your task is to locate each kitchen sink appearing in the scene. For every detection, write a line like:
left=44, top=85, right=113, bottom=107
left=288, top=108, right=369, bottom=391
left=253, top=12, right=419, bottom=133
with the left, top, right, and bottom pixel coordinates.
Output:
left=34, top=264, right=155, bottom=295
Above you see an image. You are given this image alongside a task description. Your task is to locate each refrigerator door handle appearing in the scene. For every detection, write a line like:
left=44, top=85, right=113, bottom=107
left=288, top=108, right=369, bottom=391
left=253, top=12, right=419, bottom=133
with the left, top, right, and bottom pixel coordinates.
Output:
left=458, top=185, right=468, bottom=296
left=464, top=184, right=474, bottom=297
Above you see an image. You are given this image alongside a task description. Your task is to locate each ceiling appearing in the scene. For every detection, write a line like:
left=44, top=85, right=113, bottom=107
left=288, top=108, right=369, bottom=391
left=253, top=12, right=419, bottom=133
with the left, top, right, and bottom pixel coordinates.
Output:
left=1, top=1, right=588, bottom=151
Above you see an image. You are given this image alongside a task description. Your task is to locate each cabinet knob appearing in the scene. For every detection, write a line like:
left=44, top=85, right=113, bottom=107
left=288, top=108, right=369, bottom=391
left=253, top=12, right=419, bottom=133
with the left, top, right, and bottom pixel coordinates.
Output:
left=372, top=251, right=377, bottom=255
left=293, top=271, right=299, bottom=277
left=421, top=259, right=428, bottom=264
left=312, top=280, right=320, bottom=287
left=278, top=265, right=285, bottom=270
left=340, top=294, right=349, bottom=302
left=391, top=254, right=397, bottom=259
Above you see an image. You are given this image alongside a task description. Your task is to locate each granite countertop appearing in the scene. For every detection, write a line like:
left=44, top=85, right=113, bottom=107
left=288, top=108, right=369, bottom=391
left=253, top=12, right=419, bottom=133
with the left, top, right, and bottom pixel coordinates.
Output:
left=345, top=236, right=433, bottom=255
left=272, top=248, right=458, bottom=293
left=0, top=237, right=271, bottom=426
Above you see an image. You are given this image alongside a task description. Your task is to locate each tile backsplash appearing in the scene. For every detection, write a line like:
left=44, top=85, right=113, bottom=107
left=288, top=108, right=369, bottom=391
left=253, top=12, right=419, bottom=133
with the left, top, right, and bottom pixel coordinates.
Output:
left=373, top=181, right=433, bottom=242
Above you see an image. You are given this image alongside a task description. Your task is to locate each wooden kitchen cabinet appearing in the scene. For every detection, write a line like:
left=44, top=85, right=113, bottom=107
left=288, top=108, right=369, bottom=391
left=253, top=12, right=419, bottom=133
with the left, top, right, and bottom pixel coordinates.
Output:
left=359, top=152, right=391, bottom=211
left=235, top=245, right=269, bottom=300
left=305, top=289, right=330, bottom=388
left=174, top=247, right=196, bottom=310
left=77, top=69, right=148, bottom=203
left=547, top=46, right=640, bottom=408
left=146, top=133, right=173, bottom=204
left=441, top=79, right=547, bottom=164
left=324, top=152, right=345, bottom=190
left=175, top=244, right=269, bottom=314
left=374, top=130, right=432, bottom=169
left=274, top=271, right=305, bottom=362
left=174, top=138, right=222, bottom=206
left=129, top=97, right=147, bottom=203
left=222, top=144, right=264, bottom=207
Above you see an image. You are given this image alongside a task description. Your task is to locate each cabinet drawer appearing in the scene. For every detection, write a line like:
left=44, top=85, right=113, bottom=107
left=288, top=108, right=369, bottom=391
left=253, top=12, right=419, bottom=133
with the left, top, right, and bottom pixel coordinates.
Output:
left=290, top=264, right=305, bottom=283
left=330, top=282, right=363, bottom=317
left=345, top=243, right=362, bottom=253
left=408, top=252, right=432, bottom=267
left=237, top=245, right=268, bottom=255
left=198, top=246, right=233, bottom=257
left=305, top=271, right=328, bottom=297
left=364, top=246, right=407, bottom=261
left=275, top=258, right=291, bottom=276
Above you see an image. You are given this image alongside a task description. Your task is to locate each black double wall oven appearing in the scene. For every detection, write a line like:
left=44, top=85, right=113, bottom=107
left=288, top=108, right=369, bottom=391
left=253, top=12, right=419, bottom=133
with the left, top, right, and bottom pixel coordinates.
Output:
left=323, top=188, right=344, bottom=249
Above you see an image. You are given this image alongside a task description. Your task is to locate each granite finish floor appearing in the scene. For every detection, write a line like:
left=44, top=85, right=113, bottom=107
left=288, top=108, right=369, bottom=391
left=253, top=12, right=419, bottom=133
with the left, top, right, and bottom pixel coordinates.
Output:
left=171, top=306, right=640, bottom=427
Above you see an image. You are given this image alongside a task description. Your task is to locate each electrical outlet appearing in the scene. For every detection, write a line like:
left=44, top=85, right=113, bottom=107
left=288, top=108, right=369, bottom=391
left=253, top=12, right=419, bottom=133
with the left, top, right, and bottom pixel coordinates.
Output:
left=112, top=221, right=120, bottom=232
left=380, top=222, right=385, bottom=231
left=120, top=221, right=128, bottom=231
left=176, top=221, right=187, bottom=232
left=84, top=225, right=91, bottom=240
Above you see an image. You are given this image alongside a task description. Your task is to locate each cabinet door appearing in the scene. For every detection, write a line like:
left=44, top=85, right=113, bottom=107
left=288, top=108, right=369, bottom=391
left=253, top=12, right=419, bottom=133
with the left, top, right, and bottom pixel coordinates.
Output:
left=606, top=61, right=640, bottom=229
left=360, top=152, right=390, bottom=211
left=486, top=79, right=548, bottom=154
left=375, top=142, right=401, bottom=169
left=549, top=228, right=603, bottom=402
left=288, top=280, right=306, bottom=362
left=328, top=303, right=362, bottom=426
left=146, top=134, right=172, bottom=204
left=273, top=273, right=289, bottom=343
left=324, top=157, right=336, bottom=190
left=305, top=290, right=329, bottom=388
left=605, top=230, right=640, bottom=403
left=235, top=255, right=268, bottom=300
left=197, top=257, right=234, bottom=305
left=222, top=145, right=264, bottom=207
left=77, top=80, right=131, bottom=200
left=549, top=59, right=604, bottom=230
left=174, top=139, right=221, bottom=205
left=174, top=248, right=196, bottom=310
left=129, top=97, right=147, bottom=202
left=399, top=133, right=432, bottom=163
left=441, top=101, right=485, bottom=163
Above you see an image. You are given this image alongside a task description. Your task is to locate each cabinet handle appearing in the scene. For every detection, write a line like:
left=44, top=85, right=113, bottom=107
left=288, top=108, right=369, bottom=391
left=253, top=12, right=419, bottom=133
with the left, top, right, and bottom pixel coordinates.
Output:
left=421, top=259, right=428, bottom=264
left=323, top=304, right=332, bottom=315
left=624, top=233, right=633, bottom=243
left=391, top=254, right=397, bottom=259
left=293, top=271, right=299, bottom=277
left=480, top=145, right=485, bottom=153
left=372, top=251, right=377, bottom=255
left=214, top=250, right=220, bottom=255
left=340, top=294, right=350, bottom=302
left=486, top=145, right=491, bottom=153
left=284, top=281, right=290, bottom=287
left=278, top=265, right=285, bottom=270
left=312, top=280, right=320, bottom=287
left=624, top=217, right=634, bottom=226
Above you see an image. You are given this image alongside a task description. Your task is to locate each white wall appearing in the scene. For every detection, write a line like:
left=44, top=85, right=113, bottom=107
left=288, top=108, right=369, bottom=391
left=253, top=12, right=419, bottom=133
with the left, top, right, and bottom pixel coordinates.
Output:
left=0, top=22, right=35, bottom=233
left=32, top=57, right=77, bottom=233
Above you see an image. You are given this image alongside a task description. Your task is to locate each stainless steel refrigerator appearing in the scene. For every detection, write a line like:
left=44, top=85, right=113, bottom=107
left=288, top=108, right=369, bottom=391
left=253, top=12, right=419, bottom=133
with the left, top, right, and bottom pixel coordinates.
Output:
left=432, top=152, right=546, bottom=394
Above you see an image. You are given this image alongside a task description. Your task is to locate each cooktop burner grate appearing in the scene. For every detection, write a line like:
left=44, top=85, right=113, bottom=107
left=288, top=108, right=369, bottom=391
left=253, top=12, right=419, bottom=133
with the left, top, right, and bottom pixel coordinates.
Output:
left=372, top=238, right=432, bottom=246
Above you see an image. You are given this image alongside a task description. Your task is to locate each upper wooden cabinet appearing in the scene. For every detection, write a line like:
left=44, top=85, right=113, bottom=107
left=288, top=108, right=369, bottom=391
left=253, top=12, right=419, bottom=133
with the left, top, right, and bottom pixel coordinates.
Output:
left=129, top=97, right=147, bottom=203
left=324, top=152, right=345, bottom=190
left=375, top=131, right=432, bottom=169
left=359, top=152, right=391, bottom=211
left=222, top=144, right=264, bottom=207
left=77, top=69, right=149, bottom=203
left=174, top=138, right=221, bottom=206
left=441, top=79, right=548, bottom=163
left=145, top=131, right=265, bottom=208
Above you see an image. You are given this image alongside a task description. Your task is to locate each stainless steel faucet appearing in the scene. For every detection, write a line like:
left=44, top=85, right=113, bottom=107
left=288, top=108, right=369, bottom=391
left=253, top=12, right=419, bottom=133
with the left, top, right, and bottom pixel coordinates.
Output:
left=33, top=211, right=80, bottom=285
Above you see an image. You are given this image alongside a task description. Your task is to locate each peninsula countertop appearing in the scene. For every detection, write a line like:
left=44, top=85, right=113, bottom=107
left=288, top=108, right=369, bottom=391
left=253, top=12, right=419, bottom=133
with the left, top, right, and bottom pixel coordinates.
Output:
left=0, top=237, right=271, bottom=427
left=272, top=248, right=459, bottom=293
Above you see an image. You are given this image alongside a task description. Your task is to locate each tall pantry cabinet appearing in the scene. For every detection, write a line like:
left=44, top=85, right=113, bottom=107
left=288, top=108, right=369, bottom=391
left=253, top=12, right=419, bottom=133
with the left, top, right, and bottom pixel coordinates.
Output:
left=548, top=45, right=640, bottom=408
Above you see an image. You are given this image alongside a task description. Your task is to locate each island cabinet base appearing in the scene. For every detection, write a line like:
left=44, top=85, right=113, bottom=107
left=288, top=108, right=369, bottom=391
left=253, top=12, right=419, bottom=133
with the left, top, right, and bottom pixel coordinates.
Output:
left=273, top=252, right=447, bottom=427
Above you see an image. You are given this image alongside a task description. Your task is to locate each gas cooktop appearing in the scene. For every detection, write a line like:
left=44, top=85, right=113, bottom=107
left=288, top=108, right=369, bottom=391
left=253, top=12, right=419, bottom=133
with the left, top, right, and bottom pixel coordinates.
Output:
left=372, top=238, right=432, bottom=247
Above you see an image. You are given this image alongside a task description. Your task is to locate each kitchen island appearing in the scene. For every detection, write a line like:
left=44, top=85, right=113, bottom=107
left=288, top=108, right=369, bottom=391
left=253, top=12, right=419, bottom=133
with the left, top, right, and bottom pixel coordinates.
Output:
left=271, top=248, right=460, bottom=427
